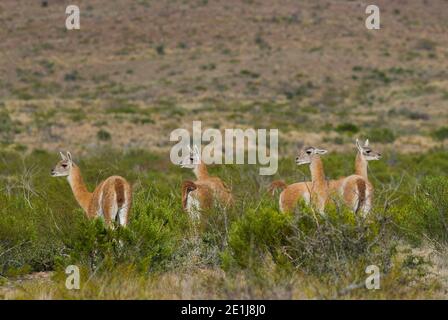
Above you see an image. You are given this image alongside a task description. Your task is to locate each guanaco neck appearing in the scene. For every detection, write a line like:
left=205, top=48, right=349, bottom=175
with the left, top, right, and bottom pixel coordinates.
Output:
left=310, top=156, right=327, bottom=190
left=355, top=152, right=368, bottom=181
left=67, top=164, right=93, bottom=214
left=193, top=162, right=209, bottom=180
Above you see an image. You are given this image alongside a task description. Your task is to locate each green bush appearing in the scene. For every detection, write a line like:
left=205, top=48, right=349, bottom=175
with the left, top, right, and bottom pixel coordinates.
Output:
left=97, top=129, right=111, bottom=141
left=223, top=201, right=396, bottom=280
left=52, top=177, right=190, bottom=273
left=396, top=176, right=448, bottom=247
left=336, top=123, right=360, bottom=134
left=0, top=111, right=18, bottom=143
left=0, top=147, right=446, bottom=298
left=285, top=206, right=395, bottom=277
left=0, top=149, right=185, bottom=276
left=367, top=128, right=396, bottom=143
left=156, top=44, right=165, bottom=55
left=64, top=70, right=79, bottom=82
left=0, top=189, right=69, bottom=274
left=431, top=127, right=448, bottom=141
left=222, top=204, right=292, bottom=270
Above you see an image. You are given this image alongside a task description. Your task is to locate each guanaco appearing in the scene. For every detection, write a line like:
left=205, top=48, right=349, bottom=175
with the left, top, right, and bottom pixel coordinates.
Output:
left=51, top=152, right=132, bottom=227
left=328, top=139, right=381, bottom=215
left=180, top=145, right=233, bottom=220
left=270, top=147, right=329, bottom=213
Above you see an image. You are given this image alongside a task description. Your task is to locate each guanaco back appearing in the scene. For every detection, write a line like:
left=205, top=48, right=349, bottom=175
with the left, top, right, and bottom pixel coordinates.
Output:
left=179, top=146, right=233, bottom=220
left=51, top=152, right=132, bottom=227
left=328, top=139, right=381, bottom=215
left=270, top=147, right=329, bottom=213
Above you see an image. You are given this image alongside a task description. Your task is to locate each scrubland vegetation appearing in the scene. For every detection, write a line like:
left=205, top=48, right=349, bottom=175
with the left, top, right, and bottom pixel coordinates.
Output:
left=0, top=148, right=447, bottom=299
left=1, top=0, right=447, bottom=299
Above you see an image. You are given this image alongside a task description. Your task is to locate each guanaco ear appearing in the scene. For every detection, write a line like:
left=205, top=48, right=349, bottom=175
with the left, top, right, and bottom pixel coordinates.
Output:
left=59, top=152, right=67, bottom=160
left=315, top=148, right=328, bottom=155
left=356, top=139, right=363, bottom=152
left=364, top=139, right=370, bottom=147
left=66, top=151, right=73, bottom=163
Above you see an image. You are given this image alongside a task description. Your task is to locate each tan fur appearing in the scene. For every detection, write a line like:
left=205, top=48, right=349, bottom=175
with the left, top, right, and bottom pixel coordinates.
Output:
left=182, top=180, right=197, bottom=211
left=268, top=180, right=287, bottom=196
left=71, top=167, right=132, bottom=226
left=277, top=154, right=328, bottom=213
left=192, top=162, right=234, bottom=208
left=329, top=175, right=371, bottom=213
left=66, top=165, right=92, bottom=214
left=355, top=178, right=366, bottom=213
left=355, top=152, right=368, bottom=180
left=278, top=182, right=311, bottom=212
left=328, top=140, right=379, bottom=215
left=185, top=181, right=215, bottom=211
left=52, top=154, right=132, bottom=227
left=180, top=147, right=234, bottom=219
left=305, top=156, right=328, bottom=213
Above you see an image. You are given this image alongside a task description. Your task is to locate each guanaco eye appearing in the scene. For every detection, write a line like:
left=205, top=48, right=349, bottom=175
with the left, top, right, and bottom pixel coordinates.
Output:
left=306, top=151, right=312, bottom=155
left=365, top=150, right=371, bottom=154
left=62, top=164, right=67, bottom=168
left=190, top=157, right=194, bottom=161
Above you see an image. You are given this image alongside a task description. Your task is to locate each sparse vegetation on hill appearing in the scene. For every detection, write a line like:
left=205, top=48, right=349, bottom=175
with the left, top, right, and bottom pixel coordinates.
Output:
left=0, top=0, right=447, bottom=153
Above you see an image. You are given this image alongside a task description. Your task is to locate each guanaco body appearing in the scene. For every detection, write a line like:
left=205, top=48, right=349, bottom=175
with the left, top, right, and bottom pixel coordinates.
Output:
left=51, top=152, right=132, bottom=227
left=328, top=139, right=381, bottom=215
left=270, top=147, right=328, bottom=213
left=180, top=146, right=233, bottom=220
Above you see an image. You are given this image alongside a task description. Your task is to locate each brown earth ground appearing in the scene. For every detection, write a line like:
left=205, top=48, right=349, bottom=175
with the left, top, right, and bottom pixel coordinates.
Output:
left=0, top=0, right=447, bottom=156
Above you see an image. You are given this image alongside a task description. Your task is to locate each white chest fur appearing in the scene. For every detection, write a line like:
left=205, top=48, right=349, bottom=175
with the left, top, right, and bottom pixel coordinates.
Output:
left=186, top=193, right=201, bottom=220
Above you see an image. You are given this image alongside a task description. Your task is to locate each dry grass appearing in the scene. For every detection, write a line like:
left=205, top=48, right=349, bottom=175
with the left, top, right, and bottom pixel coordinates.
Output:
left=0, top=1, right=447, bottom=153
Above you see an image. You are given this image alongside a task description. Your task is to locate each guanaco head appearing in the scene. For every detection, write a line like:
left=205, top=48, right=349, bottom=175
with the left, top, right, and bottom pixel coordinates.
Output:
left=179, top=145, right=201, bottom=169
left=51, top=151, right=73, bottom=177
left=356, top=139, right=381, bottom=161
left=295, top=146, right=328, bottom=165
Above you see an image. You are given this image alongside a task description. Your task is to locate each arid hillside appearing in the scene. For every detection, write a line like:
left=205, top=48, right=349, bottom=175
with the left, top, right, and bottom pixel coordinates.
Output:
left=0, top=0, right=447, bottom=154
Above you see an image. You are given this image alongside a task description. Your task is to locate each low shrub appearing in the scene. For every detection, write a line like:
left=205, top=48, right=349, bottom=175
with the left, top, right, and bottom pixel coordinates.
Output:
left=0, top=148, right=446, bottom=298
left=396, top=176, right=448, bottom=247
left=431, top=127, right=448, bottom=141
left=56, top=186, right=186, bottom=273
left=223, top=201, right=396, bottom=281
left=222, top=204, right=292, bottom=271
left=97, top=129, right=111, bottom=141
left=285, top=205, right=395, bottom=278
left=367, top=128, right=396, bottom=143
left=336, top=123, right=360, bottom=134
